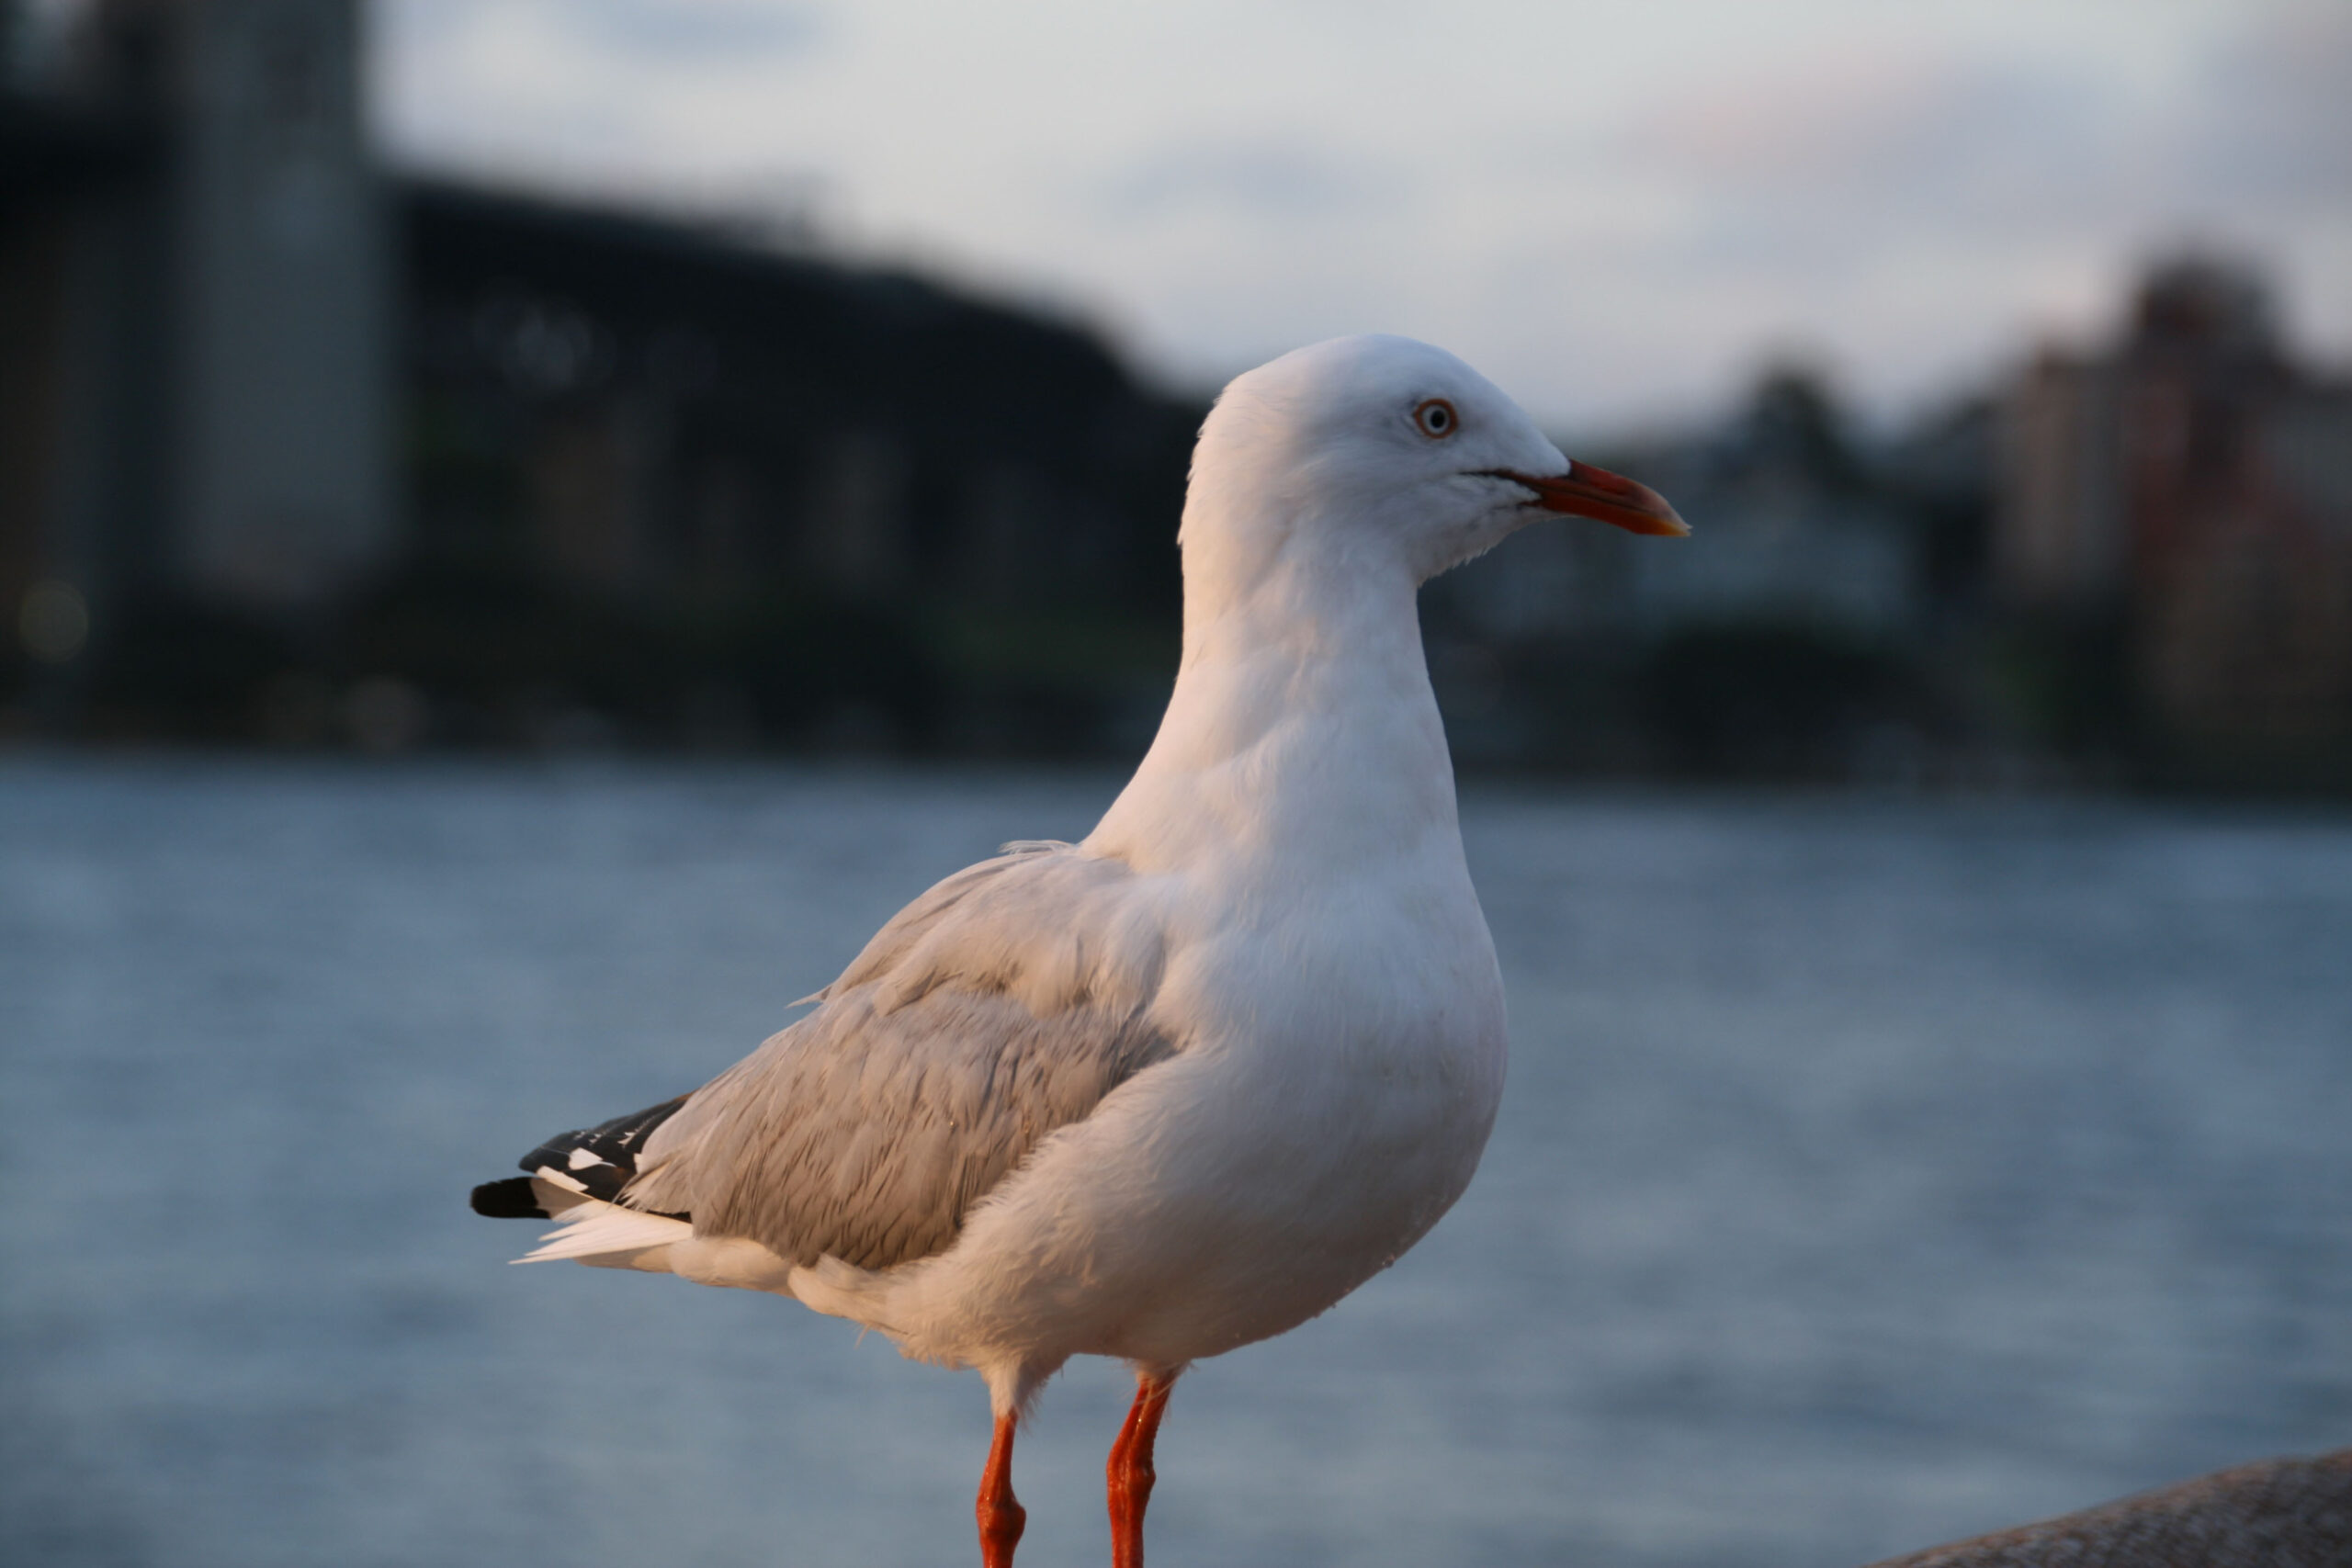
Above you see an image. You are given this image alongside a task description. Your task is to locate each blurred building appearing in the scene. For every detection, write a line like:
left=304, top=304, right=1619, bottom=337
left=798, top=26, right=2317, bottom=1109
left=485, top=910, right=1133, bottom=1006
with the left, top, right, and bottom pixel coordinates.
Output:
left=1427, top=367, right=1965, bottom=774
left=2, top=0, right=1193, bottom=749
left=1621, top=370, right=1928, bottom=642
left=3, top=0, right=388, bottom=628
left=1998, top=260, right=2352, bottom=751
left=1440, top=369, right=1933, bottom=649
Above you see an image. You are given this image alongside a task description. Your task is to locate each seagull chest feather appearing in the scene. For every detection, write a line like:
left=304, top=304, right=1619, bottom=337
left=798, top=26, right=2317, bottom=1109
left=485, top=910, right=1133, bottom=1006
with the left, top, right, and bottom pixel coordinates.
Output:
left=1047, top=515, right=1512, bottom=1358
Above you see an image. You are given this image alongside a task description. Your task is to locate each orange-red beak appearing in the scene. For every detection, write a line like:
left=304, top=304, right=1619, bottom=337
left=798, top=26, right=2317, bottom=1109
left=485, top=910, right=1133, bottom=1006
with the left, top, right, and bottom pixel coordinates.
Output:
left=1488, top=461, right=1690, bottom=537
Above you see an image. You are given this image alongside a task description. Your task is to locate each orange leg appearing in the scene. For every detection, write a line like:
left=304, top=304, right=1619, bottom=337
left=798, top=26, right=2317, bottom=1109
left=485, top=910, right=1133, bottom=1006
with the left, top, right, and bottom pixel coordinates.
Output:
left=976, top=1412, right=1026, bottom=1568
left=1105, top=1371, right=1177, bottom=1568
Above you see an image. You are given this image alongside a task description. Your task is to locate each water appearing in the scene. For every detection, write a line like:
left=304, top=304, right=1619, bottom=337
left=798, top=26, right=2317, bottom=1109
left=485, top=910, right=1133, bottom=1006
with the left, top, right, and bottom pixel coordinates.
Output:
left=3, top=755, right=2348, bottom=1568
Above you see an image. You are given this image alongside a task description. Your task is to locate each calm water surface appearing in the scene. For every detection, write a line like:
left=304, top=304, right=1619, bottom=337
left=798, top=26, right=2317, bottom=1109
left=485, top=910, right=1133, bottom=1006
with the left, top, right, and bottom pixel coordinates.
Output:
left=3, top=756, right=2348, bottom=1568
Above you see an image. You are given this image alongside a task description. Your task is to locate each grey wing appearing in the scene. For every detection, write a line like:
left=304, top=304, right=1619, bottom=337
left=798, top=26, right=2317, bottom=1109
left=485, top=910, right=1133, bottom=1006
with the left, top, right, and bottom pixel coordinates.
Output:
left=623, top=842, right=1177, bottom=1271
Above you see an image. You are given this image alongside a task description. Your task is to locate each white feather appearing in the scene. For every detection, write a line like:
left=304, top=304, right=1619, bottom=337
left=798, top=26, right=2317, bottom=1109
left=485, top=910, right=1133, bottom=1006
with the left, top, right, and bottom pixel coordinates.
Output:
left=516, top=1200, right=693, bottom=1264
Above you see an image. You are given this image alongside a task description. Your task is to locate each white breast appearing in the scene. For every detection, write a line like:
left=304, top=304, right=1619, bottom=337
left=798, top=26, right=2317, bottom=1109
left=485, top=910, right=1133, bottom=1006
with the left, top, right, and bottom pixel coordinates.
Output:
left=844, top=809, right=1508, bottom=1373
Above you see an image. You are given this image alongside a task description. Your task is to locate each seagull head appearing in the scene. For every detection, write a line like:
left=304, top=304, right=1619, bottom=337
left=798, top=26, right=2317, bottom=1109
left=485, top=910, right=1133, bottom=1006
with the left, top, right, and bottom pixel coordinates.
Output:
left=1184, top=333, right=1687, bottom=591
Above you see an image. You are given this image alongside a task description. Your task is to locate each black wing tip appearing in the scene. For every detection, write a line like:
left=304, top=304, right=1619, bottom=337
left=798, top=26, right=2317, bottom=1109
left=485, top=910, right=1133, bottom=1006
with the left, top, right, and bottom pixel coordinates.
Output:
left=481, top=1093, right=692, bottom=1218
left=470, top=1177, right=548, bottom=1219
left=517, top=1094, right=689, bottom=1175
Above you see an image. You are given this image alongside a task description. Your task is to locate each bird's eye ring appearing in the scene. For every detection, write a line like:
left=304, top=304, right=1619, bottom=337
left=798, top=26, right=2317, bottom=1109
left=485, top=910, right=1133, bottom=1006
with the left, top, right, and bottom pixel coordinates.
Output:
left=1413, top=398, right=1458, bottom=438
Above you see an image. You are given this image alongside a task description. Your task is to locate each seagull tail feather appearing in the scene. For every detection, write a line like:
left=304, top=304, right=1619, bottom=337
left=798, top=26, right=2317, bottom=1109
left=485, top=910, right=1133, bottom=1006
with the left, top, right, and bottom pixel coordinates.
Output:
left=516, top=1196, right=693, bottom=1268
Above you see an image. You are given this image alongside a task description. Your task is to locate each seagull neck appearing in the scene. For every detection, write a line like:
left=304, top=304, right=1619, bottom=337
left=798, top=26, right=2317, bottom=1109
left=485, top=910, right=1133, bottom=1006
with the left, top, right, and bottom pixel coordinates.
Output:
left=1088, top=537, right=1462, bottom=876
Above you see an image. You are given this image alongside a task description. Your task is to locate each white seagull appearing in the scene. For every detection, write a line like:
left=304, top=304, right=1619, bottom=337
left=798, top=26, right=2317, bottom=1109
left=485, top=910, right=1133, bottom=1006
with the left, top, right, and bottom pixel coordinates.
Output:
left=470, top=333, right=1687, bottom=1567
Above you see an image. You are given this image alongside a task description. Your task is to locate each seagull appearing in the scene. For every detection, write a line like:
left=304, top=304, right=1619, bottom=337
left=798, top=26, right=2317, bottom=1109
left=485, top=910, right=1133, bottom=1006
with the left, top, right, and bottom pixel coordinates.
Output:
left=470, top=333, right=1687, bottom=1567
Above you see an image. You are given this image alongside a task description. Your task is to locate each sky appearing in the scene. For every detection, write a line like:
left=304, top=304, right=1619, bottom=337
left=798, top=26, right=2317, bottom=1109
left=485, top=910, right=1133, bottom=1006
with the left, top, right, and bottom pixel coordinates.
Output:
left=370, top=0, right=2350, bottom=431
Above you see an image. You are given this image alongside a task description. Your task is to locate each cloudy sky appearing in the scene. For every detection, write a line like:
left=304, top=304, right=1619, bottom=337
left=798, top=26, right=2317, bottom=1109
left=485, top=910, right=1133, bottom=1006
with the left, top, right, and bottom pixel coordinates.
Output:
left=372, top=0, right=2348, bottom=430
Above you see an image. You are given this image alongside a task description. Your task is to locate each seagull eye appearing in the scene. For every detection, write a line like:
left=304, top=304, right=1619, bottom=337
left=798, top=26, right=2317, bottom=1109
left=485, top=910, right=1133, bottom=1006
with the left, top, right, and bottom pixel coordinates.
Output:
left=1413, top=398, right=1458, bottom=438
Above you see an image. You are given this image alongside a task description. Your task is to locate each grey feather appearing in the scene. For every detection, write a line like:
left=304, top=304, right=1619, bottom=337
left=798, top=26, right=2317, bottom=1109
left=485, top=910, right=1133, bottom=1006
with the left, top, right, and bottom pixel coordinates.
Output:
left=623, top=842, right=1178, bottom=1271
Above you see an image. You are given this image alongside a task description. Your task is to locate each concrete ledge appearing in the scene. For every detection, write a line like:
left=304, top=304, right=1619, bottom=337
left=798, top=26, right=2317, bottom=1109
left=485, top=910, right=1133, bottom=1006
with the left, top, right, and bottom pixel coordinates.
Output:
left=1864, top=1449, right=2352, bottom=1567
